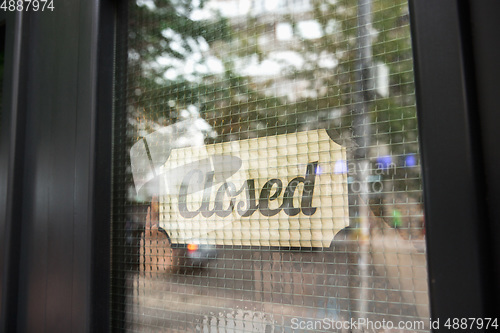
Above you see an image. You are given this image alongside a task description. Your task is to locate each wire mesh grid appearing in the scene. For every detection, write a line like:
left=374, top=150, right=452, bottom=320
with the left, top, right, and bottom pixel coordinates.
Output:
left=112, top=0, right=429, bottom=331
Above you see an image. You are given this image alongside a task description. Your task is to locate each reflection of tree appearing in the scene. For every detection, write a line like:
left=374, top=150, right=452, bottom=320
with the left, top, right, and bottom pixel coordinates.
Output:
left=128, top=0, right=421, bottom=197
left=127, top=0, right=231, bottom=130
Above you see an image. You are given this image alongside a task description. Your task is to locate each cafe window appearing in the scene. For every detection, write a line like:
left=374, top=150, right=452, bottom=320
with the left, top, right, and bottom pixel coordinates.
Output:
left=112, top=0, right=429, bottom=331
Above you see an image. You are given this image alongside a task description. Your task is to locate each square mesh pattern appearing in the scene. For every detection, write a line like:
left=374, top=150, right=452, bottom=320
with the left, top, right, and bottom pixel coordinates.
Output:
left=112, top=0, right=429, bottom=331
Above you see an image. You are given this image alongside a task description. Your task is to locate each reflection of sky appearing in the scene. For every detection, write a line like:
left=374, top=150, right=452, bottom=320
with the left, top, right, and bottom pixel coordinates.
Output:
left=136, top=0, right=156, bottom=10
left=191, top=0, right=312, bottom=19
left=235, top=51, right=337, bottom=77
left=297, top=20, right=323, bottom=39
left=155, top=46, right=336, bottom=81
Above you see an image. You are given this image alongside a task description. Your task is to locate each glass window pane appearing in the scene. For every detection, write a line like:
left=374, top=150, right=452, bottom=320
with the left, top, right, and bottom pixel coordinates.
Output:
left=112, top=0, right=429, bottom=331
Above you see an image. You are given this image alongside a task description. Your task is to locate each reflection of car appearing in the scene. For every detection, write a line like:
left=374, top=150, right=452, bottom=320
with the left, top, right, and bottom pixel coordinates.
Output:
left=185, top=240, right=217, bottom=267
left=172, top=239, right=217, bottom=268
left=138, top=198, right=218, bottom=270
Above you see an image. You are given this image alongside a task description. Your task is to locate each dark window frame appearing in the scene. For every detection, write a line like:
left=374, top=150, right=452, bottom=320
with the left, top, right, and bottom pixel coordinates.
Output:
left=0, top=10, right=26, bottom=332
left=0, top=1, right=115, bottom=331
left=410, top=0, right=499, bottom=322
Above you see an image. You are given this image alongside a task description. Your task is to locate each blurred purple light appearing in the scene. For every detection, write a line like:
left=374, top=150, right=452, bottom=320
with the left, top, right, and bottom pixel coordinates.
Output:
left=334, top=160, right=348, bottom=174
left=405, top=154, right=417, bottom=167
left=376, top=155, right=393, bottom=170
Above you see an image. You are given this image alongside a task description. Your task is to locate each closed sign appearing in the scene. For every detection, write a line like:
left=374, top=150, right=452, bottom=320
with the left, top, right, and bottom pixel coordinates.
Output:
left=132, top=128, right=348, bottom=248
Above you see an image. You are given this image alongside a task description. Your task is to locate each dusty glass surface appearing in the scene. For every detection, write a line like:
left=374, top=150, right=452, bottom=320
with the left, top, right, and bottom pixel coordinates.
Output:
left=112, top=0, right=429, bottom=331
